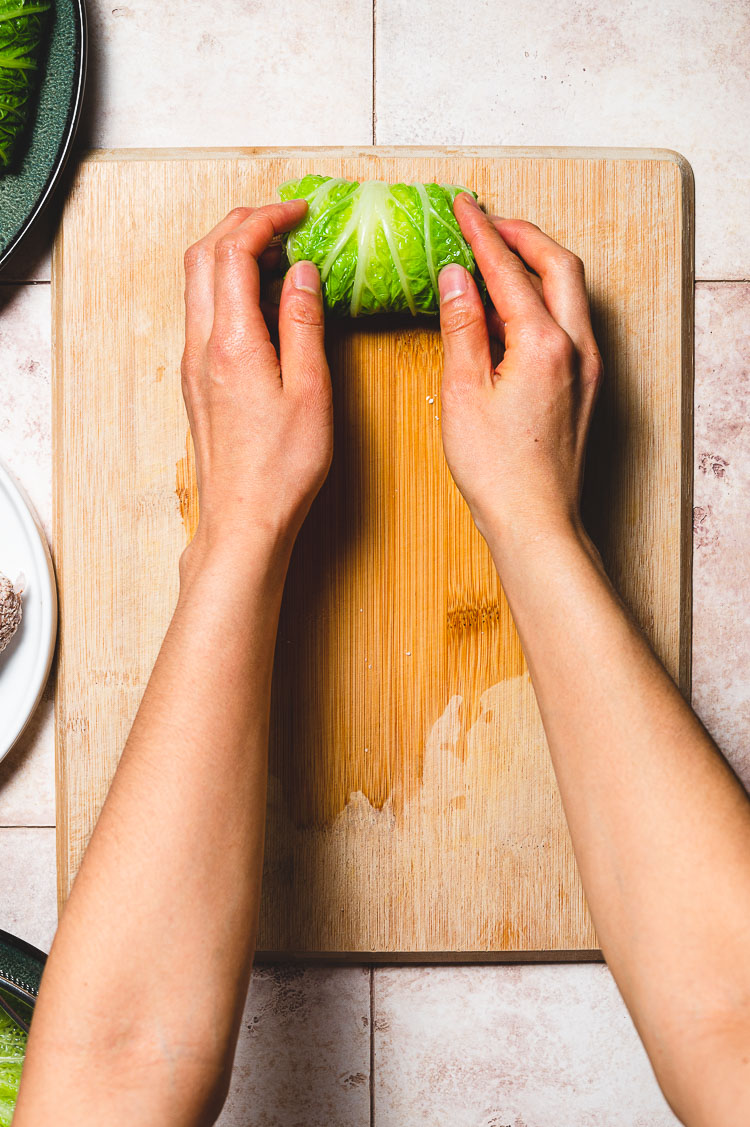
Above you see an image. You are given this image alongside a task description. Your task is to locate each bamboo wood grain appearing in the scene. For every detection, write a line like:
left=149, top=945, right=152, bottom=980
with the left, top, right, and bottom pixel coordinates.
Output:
left=53, top=147, right=693, bottom=956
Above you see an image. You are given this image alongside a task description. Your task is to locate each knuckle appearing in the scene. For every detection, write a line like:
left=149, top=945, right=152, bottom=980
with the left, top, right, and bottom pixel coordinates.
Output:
left=440, top=299, right=485, bottom=339
left=284, top=294, right=324, bottom=329
left=247, top=211, right=276, bottom=238
left=541, top=324, right=575, bottom=364
left=227, top=206, right=252, bottom=223
left=206, top=331, right=237, bottom=363
left=561, top=248, right=585, bottom=274
left=208, top=330, right=275, bottom=368
left=184, top=241, right=211, bottom=273
left=215, top=233, right=246, bottom=261
left=293, top=367, right=333, bottom=409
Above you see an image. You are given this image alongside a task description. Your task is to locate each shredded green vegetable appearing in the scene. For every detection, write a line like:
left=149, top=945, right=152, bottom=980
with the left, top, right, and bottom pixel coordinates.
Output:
left=0, top=0, right=52, bottom=168
left=0, top=999, right=27, bottom=1126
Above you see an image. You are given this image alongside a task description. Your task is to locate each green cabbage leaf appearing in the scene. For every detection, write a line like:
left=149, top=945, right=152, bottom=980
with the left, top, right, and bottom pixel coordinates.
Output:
left=278, top=175, right=483, bottom=317
left=0, top=0, right=52, bottom=169
left=0, top=998, right=27, bottom=1127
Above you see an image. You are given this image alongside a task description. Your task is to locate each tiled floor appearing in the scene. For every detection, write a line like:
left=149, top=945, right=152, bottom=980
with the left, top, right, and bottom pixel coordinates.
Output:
left=0, top=828, right=57, bottom=952
left=78, top=0, right=373, bottom=151
left=1, top=1, right=748, bottom=1124
left=693, top=283, right=750, bottom=787
left=221, top=966, right=371, bottom=1127
left=372, top=965, right=676, bottom=1127
left=375, top=0, right=750, bottom=281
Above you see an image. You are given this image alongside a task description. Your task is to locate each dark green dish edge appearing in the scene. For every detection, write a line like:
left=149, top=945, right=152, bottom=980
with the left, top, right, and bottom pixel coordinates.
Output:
left=0, top=0, right=87, bottom=270
left=0, top=928, right=46, bottom=1007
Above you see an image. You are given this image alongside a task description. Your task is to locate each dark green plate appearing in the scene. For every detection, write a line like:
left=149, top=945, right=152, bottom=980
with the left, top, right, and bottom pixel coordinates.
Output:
left=0, top=928, right=44, bottom=1027
left=0, top=929, right=45, bottom=1121
left=0, top=928, right=45, bottom=1011
left=0, top=0, right=86, bottom=269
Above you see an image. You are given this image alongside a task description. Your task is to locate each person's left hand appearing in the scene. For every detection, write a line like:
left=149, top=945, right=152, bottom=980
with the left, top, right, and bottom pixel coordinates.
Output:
left=437, top=197, right=602, bottom=554
left=180, top=201, right=333, bottom=564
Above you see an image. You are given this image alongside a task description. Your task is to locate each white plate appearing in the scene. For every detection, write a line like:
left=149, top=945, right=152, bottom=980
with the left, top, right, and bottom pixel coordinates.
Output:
left=0, top=462, right=57, bottom=762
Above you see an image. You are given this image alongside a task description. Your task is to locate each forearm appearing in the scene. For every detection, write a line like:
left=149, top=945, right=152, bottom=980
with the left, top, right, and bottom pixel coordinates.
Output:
left=436, top=203, right=750, bottom=1123
left=16, top=532, right=289, bottom=1127
left=489, top=522, right=750, bottom=1123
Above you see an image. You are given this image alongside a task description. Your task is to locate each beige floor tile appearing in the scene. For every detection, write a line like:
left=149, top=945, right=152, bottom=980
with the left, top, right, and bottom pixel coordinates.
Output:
left=218, top=964, right=370, bottom=1127
left=80, top=1, right=373, bottom=150
left=0, top=827, right=57, bottom=952
left=0, top=689, right=54, bottom=827
left=693, top=282, right=750, bottom=782
left=373, top=964, right=678, bottom=1126
left=375, top=0, right=750, bottom=279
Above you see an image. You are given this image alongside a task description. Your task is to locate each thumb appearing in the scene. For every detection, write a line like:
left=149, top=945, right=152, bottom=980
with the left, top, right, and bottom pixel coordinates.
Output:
left=279, top=260, right=329, bottom=399
left=438, top=265, right=493, bottom=393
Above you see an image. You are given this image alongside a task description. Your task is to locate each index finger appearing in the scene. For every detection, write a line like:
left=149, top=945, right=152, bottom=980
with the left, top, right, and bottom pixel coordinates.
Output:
left=183, top=206, right=256, bottom=355
left=491, top=219, right=600, bottom=370
left=211, top=200, right=308, bottom=345
left=453, top=194, right=551, bottom=327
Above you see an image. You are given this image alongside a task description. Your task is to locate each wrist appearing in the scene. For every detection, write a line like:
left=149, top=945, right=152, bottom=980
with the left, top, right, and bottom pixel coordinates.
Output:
left=481, top=511, right=602, bottom=581
left=179, top=522, right=294, bottom=594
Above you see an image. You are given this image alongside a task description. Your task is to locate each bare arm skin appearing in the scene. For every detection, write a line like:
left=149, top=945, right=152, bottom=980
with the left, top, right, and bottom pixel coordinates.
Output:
left=14, top=201, right=332, bottom=1127
left=13, top=192, right=750, bottom=1127
left=437, top=194, right=750, bottom=1127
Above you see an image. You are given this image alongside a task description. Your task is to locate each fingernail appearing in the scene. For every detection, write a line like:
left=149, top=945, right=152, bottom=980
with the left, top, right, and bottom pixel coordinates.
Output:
left=439, top=264, right=468, bottom=303
left=292, top=260, right=320, bottom=295
left=460, top=192, right=480, bottom=208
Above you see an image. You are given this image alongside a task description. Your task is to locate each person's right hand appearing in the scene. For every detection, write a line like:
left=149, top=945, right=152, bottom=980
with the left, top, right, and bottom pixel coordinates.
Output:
left=437, top=195, right=603, bottom=554
left=180, top=201, right=332, bottom=568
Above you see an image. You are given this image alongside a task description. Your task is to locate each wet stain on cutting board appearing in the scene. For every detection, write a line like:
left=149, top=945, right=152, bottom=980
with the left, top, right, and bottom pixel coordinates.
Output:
left=176, top=430, right=198, bottom=540
left=175, top=320, right=526, bottom=828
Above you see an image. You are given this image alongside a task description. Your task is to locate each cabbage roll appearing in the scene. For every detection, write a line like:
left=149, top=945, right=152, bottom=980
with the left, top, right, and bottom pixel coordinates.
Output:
left=278, top=175, right=483, bottom=317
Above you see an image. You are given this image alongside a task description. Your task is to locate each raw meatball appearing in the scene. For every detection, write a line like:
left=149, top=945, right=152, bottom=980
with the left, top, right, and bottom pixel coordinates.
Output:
left=0, top=572, right=23, bottom=655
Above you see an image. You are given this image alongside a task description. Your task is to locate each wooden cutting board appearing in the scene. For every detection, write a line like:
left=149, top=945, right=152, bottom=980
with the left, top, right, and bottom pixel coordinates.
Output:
left=53, top=147, right=693, bottom=957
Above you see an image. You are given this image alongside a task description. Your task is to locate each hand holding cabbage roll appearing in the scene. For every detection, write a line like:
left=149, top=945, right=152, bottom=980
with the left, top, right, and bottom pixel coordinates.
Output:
left=278, top=175, right=484, bottom=316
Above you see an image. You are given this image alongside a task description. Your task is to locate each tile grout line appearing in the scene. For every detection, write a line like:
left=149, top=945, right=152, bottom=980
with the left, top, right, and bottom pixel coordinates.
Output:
left=371, top=0, right=377, bottom=145
left=0, top=825, right=56, bottom=830
left=369, top=965, right=375, bottom=1125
